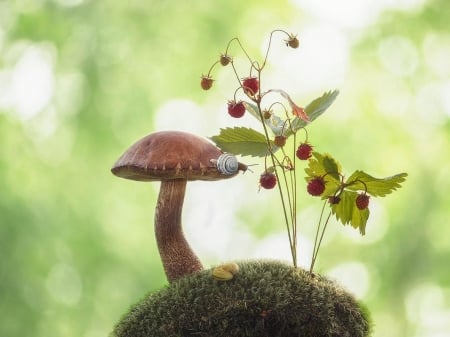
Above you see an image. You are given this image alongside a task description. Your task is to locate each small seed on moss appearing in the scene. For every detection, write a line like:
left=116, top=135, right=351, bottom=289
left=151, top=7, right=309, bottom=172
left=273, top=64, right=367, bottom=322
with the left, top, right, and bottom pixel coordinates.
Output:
left=212, top=262, right=239, bottom=281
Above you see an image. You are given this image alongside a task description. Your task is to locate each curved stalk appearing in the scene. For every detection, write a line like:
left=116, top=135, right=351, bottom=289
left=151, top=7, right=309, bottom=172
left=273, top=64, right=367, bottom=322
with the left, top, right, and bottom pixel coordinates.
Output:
left=256, top=100, right=297, bottom=267
left=309, top=200, right=332, bottom=273
left=154, top=179, right=203, bottom=282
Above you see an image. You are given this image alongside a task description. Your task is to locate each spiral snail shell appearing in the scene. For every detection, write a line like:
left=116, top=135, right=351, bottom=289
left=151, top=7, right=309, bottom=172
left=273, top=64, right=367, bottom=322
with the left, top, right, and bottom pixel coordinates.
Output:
left=215, top=153, right=239, bottom=175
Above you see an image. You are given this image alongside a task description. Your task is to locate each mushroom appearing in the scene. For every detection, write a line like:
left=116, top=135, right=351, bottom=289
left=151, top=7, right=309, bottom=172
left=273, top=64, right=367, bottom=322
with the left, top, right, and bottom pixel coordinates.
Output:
left=111, top=130, right=246, bottom=282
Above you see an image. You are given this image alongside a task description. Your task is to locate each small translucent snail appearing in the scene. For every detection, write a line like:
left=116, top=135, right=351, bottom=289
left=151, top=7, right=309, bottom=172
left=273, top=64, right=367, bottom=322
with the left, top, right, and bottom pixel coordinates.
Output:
left=211, top=153, right=249, bottom=175
left=212, top=262, right=240, bottom=281
left=212, top=153, right=239, bottom=175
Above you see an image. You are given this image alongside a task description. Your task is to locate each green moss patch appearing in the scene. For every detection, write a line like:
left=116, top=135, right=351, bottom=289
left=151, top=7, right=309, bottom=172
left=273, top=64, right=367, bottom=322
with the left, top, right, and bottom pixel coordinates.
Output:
left=112, top=260, right=372, bottom=337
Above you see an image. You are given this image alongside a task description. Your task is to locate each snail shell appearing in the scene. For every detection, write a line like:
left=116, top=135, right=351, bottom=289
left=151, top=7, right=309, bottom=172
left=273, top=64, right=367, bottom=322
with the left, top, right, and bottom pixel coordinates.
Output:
left=215, top=153, right=239, bottom=175
left=212, top=262, right=240, bottom=281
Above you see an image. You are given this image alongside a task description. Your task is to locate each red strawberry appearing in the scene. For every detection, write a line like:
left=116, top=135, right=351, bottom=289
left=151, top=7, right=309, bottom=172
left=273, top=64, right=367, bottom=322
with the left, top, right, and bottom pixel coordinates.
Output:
left=227, top=100, right=246, bottom=118
left=260, top=172, right=277, bottom=189
left=242, top=77, right=259, bottom=96
left=200, top=75, right=214, bottom=90
left=307, top=177, right=326, bottom=196
left=296, top=143, right=313, bottom=160
left=355, top=193, right=370, bottom=210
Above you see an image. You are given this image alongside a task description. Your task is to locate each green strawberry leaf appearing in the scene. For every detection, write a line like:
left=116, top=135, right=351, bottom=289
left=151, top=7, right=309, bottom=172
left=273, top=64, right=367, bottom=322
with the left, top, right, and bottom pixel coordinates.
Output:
left=322, top=156, right=341, bottom=181
left=210, top=127, right=276, bottom=157
left=290, top=90, right=339, bottom=133
left=331, top=190, right=370, bottom=235
left=345, top=171, right=408, bottom=197
left=305, top=89, right=340, bottom=116
left=305, top=152, right=342, bottom=197
left=305, top=152, right=342, bottom=182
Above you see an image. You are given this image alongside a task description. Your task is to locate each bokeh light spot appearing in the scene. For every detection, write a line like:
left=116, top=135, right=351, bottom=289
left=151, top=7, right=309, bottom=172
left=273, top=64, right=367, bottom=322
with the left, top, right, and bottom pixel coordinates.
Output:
left=45, top=262, right=82, bottom=306
left=327, top=261, right=370, bottom=298
left=377, top=36, right=419, bottom=77
left=422, top=33, right=450, bottom=79
left=405, top=283, right=450, bottom=336
left=4, top=43, right=56, bottom=120
left=154, top=99, right=206, bottom=134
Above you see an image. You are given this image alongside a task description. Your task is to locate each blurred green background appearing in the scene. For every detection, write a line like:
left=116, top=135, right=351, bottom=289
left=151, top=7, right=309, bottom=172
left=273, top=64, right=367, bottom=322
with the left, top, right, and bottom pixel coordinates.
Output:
left=1, top=0, right=449, bottom=336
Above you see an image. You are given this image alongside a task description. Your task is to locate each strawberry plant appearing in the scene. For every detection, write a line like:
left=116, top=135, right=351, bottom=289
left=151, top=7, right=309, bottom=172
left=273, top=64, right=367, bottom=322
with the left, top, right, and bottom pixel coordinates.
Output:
left=201, top=29, right=407, bottom=272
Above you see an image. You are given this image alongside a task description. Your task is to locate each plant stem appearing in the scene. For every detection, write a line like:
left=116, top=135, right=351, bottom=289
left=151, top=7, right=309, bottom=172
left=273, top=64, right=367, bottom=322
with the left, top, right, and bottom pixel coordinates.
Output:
left=309, top=200, right=332, bottom=273
left=292, top=132, right=298, bottom=265
left=256, top=99, right=297, bottom=268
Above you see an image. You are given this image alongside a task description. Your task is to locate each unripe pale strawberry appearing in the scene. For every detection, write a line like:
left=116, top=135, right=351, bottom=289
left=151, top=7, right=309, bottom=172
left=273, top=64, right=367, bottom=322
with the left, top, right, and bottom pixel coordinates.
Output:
left=286, top=34, right=299, bottom=49
left=200, top=75, right=214, bottom=90
left=274, top=135, right=287, bottom=147
left=263, top=109, right=272, bottom=119
left=220, top=54, right=232, bottom=66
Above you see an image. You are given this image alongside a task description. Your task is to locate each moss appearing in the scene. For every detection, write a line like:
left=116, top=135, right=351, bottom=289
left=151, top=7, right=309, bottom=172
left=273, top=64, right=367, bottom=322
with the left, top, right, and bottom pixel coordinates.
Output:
left=112, top=260, right=372, bottom=337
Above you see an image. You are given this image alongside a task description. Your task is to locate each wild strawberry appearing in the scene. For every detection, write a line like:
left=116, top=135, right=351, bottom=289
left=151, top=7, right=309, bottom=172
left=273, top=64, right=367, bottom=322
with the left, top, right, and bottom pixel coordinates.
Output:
left=274, top=135, right=287, bottom=147
left=307, top=177, right=326, bottom=196
left=242, top=77, right=259, bottom=96
left=355, top=193, right=370, bottom=210
left=220, top=54, right=232, bottom=66
left=200, top=75, right=214, bottom=90
left=227, top=100, right=246, bottom=118
left=286, top=34, right=299, bottom=49
left=260, top=172, right=277, bottom=189
left=328, top=196, right=341, bottom=205
left=263, top=109, right=272, bottom=119
left=296, top=143, right=313, bottom=160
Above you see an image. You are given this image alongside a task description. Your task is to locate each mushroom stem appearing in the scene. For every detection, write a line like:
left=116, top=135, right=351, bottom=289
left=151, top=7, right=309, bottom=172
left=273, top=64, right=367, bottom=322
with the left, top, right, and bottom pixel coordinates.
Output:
left=155, top=179, right=203, bottom=282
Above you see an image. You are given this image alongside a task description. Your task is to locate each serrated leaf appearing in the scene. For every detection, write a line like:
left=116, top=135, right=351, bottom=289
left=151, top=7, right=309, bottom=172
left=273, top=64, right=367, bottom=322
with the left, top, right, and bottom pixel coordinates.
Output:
left=290, top=90, right=339, bottom=133
left=305, top=152, right=342, bottom=182
left=305, top=89, right=340, bottom=116
left=323, top=156, right=341, bottom=181
left=352, top=207, right=369, bottom=235
left=331, top=190, right=354, bottom=224
left=331, top=190, right=369, bottom=235
left=345, top=171, right=408, bottom=197
left=305, top=152, right=342, bottom=197
left=210, top=127, right=276, bottom=157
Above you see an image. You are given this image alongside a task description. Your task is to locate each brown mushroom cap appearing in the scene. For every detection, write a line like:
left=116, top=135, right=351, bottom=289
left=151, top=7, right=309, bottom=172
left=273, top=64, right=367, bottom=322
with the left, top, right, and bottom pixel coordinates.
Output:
left=111, top=130, right=240, bottom=181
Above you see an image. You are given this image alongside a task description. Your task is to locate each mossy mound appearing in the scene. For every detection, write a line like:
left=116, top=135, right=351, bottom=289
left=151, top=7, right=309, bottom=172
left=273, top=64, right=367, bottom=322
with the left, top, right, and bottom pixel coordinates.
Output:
left=112, top=260, right=372, bottom=337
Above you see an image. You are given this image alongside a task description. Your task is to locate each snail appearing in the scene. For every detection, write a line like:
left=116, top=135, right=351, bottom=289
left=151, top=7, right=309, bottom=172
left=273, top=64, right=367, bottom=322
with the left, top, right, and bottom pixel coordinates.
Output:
left=210, top=153, right=249, bottom=175
left=215, top=153, right=239, bottom=175
left=212, top=262, right=240, bottom=281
